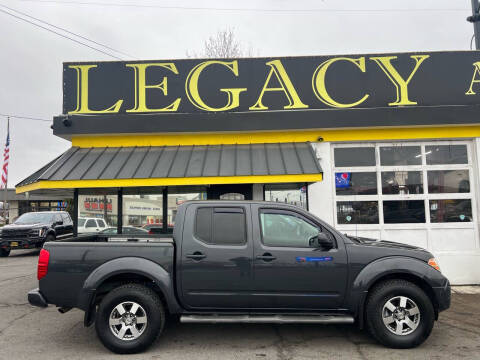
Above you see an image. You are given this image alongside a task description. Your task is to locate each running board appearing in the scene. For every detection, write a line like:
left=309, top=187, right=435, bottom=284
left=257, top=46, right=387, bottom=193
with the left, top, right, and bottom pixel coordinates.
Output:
left=180, top=314, right=354, bottom=324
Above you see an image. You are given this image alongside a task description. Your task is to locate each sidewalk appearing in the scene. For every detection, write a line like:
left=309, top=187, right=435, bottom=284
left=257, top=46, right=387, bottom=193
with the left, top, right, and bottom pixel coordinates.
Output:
left=451, top=285, right=480, bottom=294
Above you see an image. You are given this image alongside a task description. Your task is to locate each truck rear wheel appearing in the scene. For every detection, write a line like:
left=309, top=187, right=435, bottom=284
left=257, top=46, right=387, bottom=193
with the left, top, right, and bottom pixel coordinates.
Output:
left=0, top=248, right=10, bottom=257
left=365, top=279, right=435, bottom=349
left=95, top=283, right=165, bottom=354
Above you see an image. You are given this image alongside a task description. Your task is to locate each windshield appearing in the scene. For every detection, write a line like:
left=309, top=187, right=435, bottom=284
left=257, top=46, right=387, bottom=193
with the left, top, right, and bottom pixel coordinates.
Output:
left=78, top=218, right=86, bottom=227
left=14, top=212, right=54, bottom=225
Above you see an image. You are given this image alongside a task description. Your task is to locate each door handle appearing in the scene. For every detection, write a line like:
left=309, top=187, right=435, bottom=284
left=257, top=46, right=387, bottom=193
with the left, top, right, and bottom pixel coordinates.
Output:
left=256, top=253, right=276, bottom=261
left=186, top=251, right=206, bottom=260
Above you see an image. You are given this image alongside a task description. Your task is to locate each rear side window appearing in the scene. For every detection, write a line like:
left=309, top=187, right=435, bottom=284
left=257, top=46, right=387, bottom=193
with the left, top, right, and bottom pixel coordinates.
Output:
left=97, top=220, right=106, bottom=228
left=86, top=219, right=97, bottom=228
left=61, top=213, right=71, bottom=223
left=195, top=207, right=246, bottom=245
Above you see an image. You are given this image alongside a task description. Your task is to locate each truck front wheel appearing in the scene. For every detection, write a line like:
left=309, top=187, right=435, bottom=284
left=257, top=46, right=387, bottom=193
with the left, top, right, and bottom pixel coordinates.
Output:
left=365, top=279, right=435, bottom=348
left=95, top=284, right=165, bottom=354
left=0, top=248, right=10, bottom=257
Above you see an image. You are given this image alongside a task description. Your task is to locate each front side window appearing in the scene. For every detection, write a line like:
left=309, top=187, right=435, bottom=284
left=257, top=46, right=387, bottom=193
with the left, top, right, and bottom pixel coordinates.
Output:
left=260, top=212, right=319, bottom=247
left=194, top=207, right=246, bottom=245
left=85, top=219, right=97, bottom=228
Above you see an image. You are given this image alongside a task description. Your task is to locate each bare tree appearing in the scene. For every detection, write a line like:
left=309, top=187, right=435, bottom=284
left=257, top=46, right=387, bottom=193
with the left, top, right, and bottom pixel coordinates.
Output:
left=187, top=28, right=255, bottom=58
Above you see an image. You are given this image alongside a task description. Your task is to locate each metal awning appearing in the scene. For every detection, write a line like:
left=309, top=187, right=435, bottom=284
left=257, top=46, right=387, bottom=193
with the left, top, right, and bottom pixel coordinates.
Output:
left=16, top=143, right=322, bottom=193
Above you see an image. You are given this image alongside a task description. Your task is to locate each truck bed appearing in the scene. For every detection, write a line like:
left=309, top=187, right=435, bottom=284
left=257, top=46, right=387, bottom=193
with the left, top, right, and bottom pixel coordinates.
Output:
left=40, top=234, right=175, bottom=309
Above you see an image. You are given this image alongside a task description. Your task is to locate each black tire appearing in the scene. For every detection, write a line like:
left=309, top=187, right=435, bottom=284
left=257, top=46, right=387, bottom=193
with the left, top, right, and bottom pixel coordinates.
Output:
left=95, top=284, right=165, bottom=354
left=45, top=234, right=55, bottom=242
left=0, top=248, right=10, bottom=257
left=366, top=279, right=435, bottom=349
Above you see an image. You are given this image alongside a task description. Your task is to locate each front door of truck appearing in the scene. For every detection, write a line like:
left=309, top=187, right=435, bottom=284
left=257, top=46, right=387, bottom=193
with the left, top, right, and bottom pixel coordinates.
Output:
left=179, top=203, right=253, bottom=310
left=251, top=205, right=348, bottom=310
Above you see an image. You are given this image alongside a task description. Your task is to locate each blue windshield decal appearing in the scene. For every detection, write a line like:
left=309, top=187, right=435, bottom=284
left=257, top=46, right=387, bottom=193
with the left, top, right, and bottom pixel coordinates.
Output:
left=296, top=256, right=333, bottom=263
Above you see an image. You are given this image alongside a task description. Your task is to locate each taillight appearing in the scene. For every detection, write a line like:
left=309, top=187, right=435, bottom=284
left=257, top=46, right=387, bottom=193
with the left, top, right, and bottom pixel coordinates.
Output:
left=148, top=230, right=153, bottom=234
left=38, top=249, right=50, bottom=280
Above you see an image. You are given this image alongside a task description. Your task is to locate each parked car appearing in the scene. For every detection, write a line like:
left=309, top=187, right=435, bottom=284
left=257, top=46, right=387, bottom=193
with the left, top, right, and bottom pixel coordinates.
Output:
left=101, top=226, right=149, bottom=235
left=78, top=217, right=107, bottom=233
left=142, top=223, right=165, bottom=234
left=0, top=211, right=73, bottom=257
left=28, top=201, right=450, bottom=354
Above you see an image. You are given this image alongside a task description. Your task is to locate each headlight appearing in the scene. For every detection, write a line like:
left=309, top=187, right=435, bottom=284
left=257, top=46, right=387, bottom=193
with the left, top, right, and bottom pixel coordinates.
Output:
left=428, top=258, right=441, bottom=272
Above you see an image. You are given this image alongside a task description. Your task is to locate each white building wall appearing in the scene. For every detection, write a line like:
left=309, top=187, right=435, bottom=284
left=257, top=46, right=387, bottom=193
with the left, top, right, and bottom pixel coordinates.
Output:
left=307, top=139, right=480, bottom=285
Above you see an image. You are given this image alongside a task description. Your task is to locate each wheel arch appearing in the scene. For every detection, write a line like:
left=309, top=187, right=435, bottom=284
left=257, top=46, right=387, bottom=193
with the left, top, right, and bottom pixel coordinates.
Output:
left=79, top=257, right=181, bottom=326
left=351, top=257, right=444, bottom=328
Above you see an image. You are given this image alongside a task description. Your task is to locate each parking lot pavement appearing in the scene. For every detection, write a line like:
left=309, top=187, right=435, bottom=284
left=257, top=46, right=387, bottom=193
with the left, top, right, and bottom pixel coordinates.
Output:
left=1, top=250, right=480, bottom=360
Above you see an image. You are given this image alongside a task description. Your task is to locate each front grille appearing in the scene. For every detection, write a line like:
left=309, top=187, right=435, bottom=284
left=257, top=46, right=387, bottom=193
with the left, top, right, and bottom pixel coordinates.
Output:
left=2, top=229, right=31, bottom=238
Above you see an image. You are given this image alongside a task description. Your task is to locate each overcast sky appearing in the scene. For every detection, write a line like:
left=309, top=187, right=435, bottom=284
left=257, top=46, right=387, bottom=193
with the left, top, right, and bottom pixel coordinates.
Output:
left=0, top=0, right=474, bottom=186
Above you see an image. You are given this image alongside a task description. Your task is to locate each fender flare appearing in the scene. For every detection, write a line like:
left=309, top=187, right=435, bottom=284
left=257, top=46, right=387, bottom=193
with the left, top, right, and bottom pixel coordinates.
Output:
left=78, top=257, right=181, bottom=323
left=347, top=256, right=446, bottom=326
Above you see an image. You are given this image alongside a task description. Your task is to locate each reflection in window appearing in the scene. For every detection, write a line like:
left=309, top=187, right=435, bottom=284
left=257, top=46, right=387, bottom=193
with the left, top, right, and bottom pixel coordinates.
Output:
left=383, top=200, right=425, bottom=223
left=381, top=171, right=423, bottom=195
left=380, top=146, right=421, bottom=166
left=219, top=193, right=245, bottom=200
left=78, top=194, right=118, bottom=232
left=168, top=192, right=206, bottom=227
left=430, top=199, right=472, bottom=223
left=334, top=147, right=375, bottom=167
left=335, top=172, right=377, bottom=195
left=427, top=170, right=470, bottom=193
left=123, top=194, right=163, bottom=228
left=425, top=145, right=468, bottom=165
left=336, top=201, right=379, bottom=224
left=260, top=212, right=318, bottom=247
left=264, top=185, right=307, bottom=209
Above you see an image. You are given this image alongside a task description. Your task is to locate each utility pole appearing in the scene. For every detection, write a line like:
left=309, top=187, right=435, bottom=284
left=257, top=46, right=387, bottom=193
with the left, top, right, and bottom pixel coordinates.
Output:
left=3, top=117, right=9, bottom=224
left=468, top=0, right=480, bottom=49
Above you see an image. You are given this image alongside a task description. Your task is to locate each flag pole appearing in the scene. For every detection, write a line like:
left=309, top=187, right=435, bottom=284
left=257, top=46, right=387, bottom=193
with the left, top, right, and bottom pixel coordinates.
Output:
left=3, top=117, right=9, bottom=224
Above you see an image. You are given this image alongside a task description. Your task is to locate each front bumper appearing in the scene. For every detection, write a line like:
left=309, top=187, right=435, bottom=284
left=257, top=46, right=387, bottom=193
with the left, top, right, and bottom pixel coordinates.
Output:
left=28, top=288, right=48, bottom=308
left=1, top=237, right=45, bottom=250
left=433, top=279, right=451, bottom=312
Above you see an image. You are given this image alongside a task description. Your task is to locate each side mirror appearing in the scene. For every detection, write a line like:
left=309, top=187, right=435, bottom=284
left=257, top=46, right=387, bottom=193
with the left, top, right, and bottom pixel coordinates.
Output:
left=309, top=232, right=334, bottom=249
left=55, top=220, right=63, bottom=226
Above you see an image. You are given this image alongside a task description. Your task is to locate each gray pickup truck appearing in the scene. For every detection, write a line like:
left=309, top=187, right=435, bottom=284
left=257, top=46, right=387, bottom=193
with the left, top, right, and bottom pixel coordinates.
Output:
left=28, top=201, right=450, bottom=354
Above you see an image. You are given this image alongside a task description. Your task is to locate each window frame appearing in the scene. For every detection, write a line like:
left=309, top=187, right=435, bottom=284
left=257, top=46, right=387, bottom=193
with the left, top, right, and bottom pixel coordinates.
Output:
left=258, top=208, right=337, bottom=249
left=194, top=206, right=248, bottom=246
left=331, top=141, right=475, bottom=229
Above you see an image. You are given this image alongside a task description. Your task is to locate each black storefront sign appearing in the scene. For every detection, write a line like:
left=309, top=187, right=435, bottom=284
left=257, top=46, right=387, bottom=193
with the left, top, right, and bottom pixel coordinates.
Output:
left=56, top=51, right=480, bottom=135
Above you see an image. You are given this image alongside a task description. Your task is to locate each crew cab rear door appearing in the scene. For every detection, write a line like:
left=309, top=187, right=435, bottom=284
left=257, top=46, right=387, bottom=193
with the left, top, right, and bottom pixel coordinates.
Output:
left=179, top=203, right=253, bottom=309
left=251, top=204, right=348, bottom=310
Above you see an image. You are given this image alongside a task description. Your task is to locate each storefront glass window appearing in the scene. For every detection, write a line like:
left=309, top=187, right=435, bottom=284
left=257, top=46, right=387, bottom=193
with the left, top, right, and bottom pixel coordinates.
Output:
left=335, top=172, right=377, bottom=195
left=264, top=185, right=308, bottom=209
left=380, top=146, right=422, bottom=166
left=430, top=199, right=472, bottom=223
left=336, top=201, right=379, bottom=224
left=168, top=191, right=206, bottom=227
left=78, top=194, right=118, bottom=234
left=333, top=142, right=473, bottom=226
left=427, top=170, right=470, bottom=193
left=381, top=171, right=423, bottom=195
left=383, top=200, right=426, bottom=223
left=425, top=145, right=468, bottom=165
left=123, top=194, right=163, bottom=231
left=334, top=147, right=375, bottom=167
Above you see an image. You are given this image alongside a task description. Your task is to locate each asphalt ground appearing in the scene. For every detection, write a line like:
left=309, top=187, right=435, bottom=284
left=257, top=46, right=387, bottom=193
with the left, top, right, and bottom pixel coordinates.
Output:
left=1, top=249, right=480, bottom=360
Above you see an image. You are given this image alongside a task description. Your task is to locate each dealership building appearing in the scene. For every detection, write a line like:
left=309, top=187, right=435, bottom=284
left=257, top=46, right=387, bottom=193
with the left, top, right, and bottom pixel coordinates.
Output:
left=15, top=50, right=480, bottom=284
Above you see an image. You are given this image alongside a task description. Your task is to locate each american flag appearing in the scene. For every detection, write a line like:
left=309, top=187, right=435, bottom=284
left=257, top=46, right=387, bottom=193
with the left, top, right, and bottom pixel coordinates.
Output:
left=1, top=118, right=9, bottom=189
